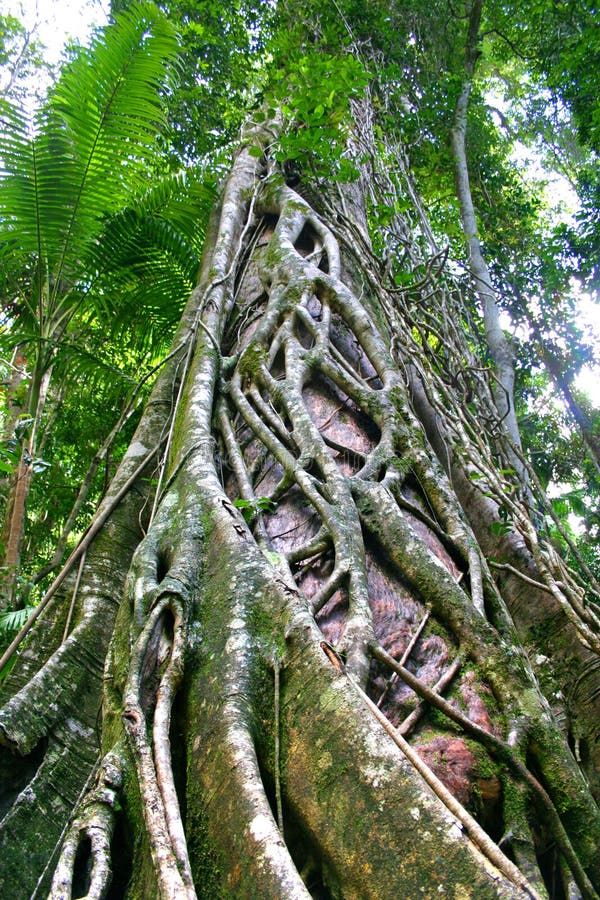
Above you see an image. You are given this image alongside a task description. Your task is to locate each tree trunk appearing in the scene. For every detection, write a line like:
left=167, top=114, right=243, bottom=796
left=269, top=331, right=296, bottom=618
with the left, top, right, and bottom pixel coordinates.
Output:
left=1, top=124, right=599, bottom=900
left=0, top=350, right=27, bottom=608
left=449, top=0, right=528, bottom=494
left=1, top=365, right=51, bottom=609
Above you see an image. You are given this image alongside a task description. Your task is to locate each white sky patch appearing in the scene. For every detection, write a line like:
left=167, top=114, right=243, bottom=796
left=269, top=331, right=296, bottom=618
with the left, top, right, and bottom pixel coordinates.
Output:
left=5, top=0, right=109, bottom=81
left=574, top=296, right=600, bottom=405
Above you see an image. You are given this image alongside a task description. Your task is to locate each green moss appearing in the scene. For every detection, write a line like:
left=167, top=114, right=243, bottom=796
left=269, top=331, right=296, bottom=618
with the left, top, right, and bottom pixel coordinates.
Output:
left=248, top=595, right=286, bottom=658
left=314, top=754, right=353, bottom=804
left=185, top=788, right=224, bottom=897
left=469, top=739, right=501, bottom=781
left=501, top=777, right=531, bottom=839
left=120, top=756, right=159, bottom=899
left=238, top=343, right=268, bottom=379
left=261, top=241, right=285, bottom=272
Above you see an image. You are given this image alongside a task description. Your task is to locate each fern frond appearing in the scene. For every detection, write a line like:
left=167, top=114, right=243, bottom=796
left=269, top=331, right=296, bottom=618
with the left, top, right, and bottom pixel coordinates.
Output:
left=0, top=3, right=181, bottom=303
left=0, top=604, right=35, bottom=635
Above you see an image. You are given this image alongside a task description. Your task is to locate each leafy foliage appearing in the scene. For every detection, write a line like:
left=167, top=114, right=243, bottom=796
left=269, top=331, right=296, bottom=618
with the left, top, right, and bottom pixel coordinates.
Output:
left=116, top=0, right=275, bottom=164
left=0, top=2, right=214, bottom=603
left=233, top=495, right=277, bottom=523
left=0, top=12, right=47, bottom=104
left=0, top=2, right=180, bottom=328
left=256, top=49, right=370, bottom=181
left=0, top=603, right=34, bottom=635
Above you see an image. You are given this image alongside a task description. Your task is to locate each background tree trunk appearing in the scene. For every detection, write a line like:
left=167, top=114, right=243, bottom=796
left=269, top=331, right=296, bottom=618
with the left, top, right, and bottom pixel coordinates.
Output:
left=449, top=0, right=527, bottom=490
left=1, top=123, right=599, bottom=900
left=1, top=365, right=51, bottom=609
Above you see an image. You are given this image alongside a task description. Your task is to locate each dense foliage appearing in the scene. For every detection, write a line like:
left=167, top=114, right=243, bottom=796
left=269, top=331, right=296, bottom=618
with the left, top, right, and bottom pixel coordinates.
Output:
left=0, top=3, right=214, bottom=614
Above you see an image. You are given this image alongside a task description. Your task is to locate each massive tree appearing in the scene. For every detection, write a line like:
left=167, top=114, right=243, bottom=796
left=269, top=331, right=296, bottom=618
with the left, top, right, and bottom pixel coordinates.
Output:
left=1, top=1, right=599, bottom=898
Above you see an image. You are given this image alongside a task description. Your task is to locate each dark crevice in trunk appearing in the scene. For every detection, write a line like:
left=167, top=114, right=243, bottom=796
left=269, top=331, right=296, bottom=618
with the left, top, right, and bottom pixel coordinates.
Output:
left=524, top=748, right=590, bottom=900
left=537, top=844, right=567, bottom=900
left=105, top=814, right=134, bottom=900
left=72, top=835, right=93, bottom=899
left=171, top=684, right=188, bottom=826
left=255, top=753, right=336, bottom=900
left=139, top=609, right=174, bottom=718
left=156, top=551, right=171, bottom=584
left=294, top=223, right=317, bottom=256
left=0, top=736, right=48, bottom=817
left=282, top=819, right=336, bottom=900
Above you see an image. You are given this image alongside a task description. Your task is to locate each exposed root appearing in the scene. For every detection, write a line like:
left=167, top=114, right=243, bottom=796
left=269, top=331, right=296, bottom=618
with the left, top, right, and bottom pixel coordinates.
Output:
left=49, top=752, right=123, bottom=900
left=397, top=655, right=462, bottom=737
left=123, top=594, right=195, bottom=900
left=376, top=610, right=429, bottom=709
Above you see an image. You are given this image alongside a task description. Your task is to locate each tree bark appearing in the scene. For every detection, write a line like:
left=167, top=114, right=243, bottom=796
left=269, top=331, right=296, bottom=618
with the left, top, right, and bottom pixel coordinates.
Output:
left=1, top=121, right=599, bottom=900
left=1, top=365, right=51, bottom=609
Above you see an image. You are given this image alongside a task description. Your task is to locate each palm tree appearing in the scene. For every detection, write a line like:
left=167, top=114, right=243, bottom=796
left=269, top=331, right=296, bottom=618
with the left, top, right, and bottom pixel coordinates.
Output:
left=0, top=2, right=212, bottom=608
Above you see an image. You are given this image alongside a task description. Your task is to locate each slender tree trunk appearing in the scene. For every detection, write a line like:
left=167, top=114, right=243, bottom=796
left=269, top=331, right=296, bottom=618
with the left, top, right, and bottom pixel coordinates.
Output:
left=1, top=121, right=599, bottom=900
left=1, top=365, right=51, bottom=609
left=0, top=351, right=27, bottom=597
left=536, top=337, right=600, bottom=477
left=449, top=0, right=528, bottom=490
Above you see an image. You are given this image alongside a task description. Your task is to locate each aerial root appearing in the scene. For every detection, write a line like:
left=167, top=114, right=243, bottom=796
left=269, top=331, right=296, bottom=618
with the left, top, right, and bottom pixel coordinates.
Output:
left=371, top=642, right=599, bottom=900
left=49, top=752, right=123, bottom=900
left=397, top=655, right=462, bottom=737
left=356, top=675, right=543, bottom=900
left=272, top=651, right=284, bottom=832
left=320, top=642, right=543, bottom=900
left=376, top=609, right=430, bottom=709
left=310, top=561, right=348, bottom=614
left=123, top=593, right=196, bottom=900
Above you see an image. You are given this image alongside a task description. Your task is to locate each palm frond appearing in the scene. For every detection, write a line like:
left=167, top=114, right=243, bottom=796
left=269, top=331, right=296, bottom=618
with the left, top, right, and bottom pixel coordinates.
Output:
left=0, top=2, right=180, bottom=301
left=0, top=604, right=35, bottom=635
left=81, top=170, right=215, bottom=344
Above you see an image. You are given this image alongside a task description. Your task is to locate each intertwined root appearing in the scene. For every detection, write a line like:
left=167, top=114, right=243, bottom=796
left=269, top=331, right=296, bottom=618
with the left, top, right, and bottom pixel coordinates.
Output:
left=2, top=140, right=599, bottom=899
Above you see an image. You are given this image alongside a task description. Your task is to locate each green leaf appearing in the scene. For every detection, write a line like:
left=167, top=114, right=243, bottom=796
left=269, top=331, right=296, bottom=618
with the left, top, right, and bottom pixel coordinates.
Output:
left=0, top=604, right=34, bottom=634
left=0, top=2, right=180, bottom=309
left=491, top=521, right=512, bottom=536
left=233, top=495, right=276, bottom=522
